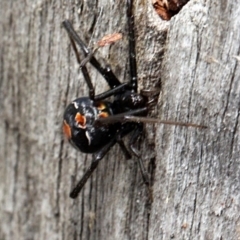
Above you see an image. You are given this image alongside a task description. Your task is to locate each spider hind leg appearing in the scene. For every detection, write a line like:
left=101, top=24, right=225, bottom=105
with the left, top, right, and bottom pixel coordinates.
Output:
left=62, top=20, right=122, bottom=92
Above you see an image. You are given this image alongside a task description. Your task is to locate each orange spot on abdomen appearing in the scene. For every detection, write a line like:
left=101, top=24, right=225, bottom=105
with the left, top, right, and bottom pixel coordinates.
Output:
left=75, top=112, right=86, bottom=128
left=63, top=120, right=72, bottom=139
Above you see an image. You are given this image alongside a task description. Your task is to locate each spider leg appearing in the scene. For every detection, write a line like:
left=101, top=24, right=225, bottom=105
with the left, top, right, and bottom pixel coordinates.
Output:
left=68, top=37, right=95, bottom=100
left=70, top=120, right=147, bottom=198
left=129, top=123, right=150, bottom=186
left=127, top=0, right=137, bottom=92
left=94, top=107, right=148, bottom=125
left=129, top=124, right=153, bottom=202
left=116, top=135, right=132, bottom=160
left=62, top=20, right=121, bottom=89
left=70, top=137, right=117, bottom=198
left=94, top=82, right=129, bottom=101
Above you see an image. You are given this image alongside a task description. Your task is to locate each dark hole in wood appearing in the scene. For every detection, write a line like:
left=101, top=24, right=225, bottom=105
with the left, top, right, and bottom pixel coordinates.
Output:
left=152, top=0, right=190, bottom=20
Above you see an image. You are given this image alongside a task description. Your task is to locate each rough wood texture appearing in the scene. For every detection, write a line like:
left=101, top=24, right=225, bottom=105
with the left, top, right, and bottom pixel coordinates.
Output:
left=0, top=0, right=239, bottom=239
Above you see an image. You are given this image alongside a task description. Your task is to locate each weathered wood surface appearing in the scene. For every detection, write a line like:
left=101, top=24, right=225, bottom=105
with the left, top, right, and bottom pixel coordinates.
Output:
left=0, top=0, right=239, bottom=239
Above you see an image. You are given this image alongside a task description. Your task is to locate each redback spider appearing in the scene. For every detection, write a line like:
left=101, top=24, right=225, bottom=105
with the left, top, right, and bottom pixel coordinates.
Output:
left=62, top=0, right=206, bottom=199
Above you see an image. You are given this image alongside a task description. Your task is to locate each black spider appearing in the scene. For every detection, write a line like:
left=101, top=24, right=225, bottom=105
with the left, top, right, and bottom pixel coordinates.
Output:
left=62, top=0, right=204, bottom=199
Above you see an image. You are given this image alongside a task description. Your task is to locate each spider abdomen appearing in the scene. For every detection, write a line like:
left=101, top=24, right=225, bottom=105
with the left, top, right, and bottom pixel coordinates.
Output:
left=63, top=97, right=118, bottom=153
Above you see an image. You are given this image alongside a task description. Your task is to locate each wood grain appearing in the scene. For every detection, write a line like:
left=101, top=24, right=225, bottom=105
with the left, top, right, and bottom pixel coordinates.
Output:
left=0, top=0, right=239, bottom=239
